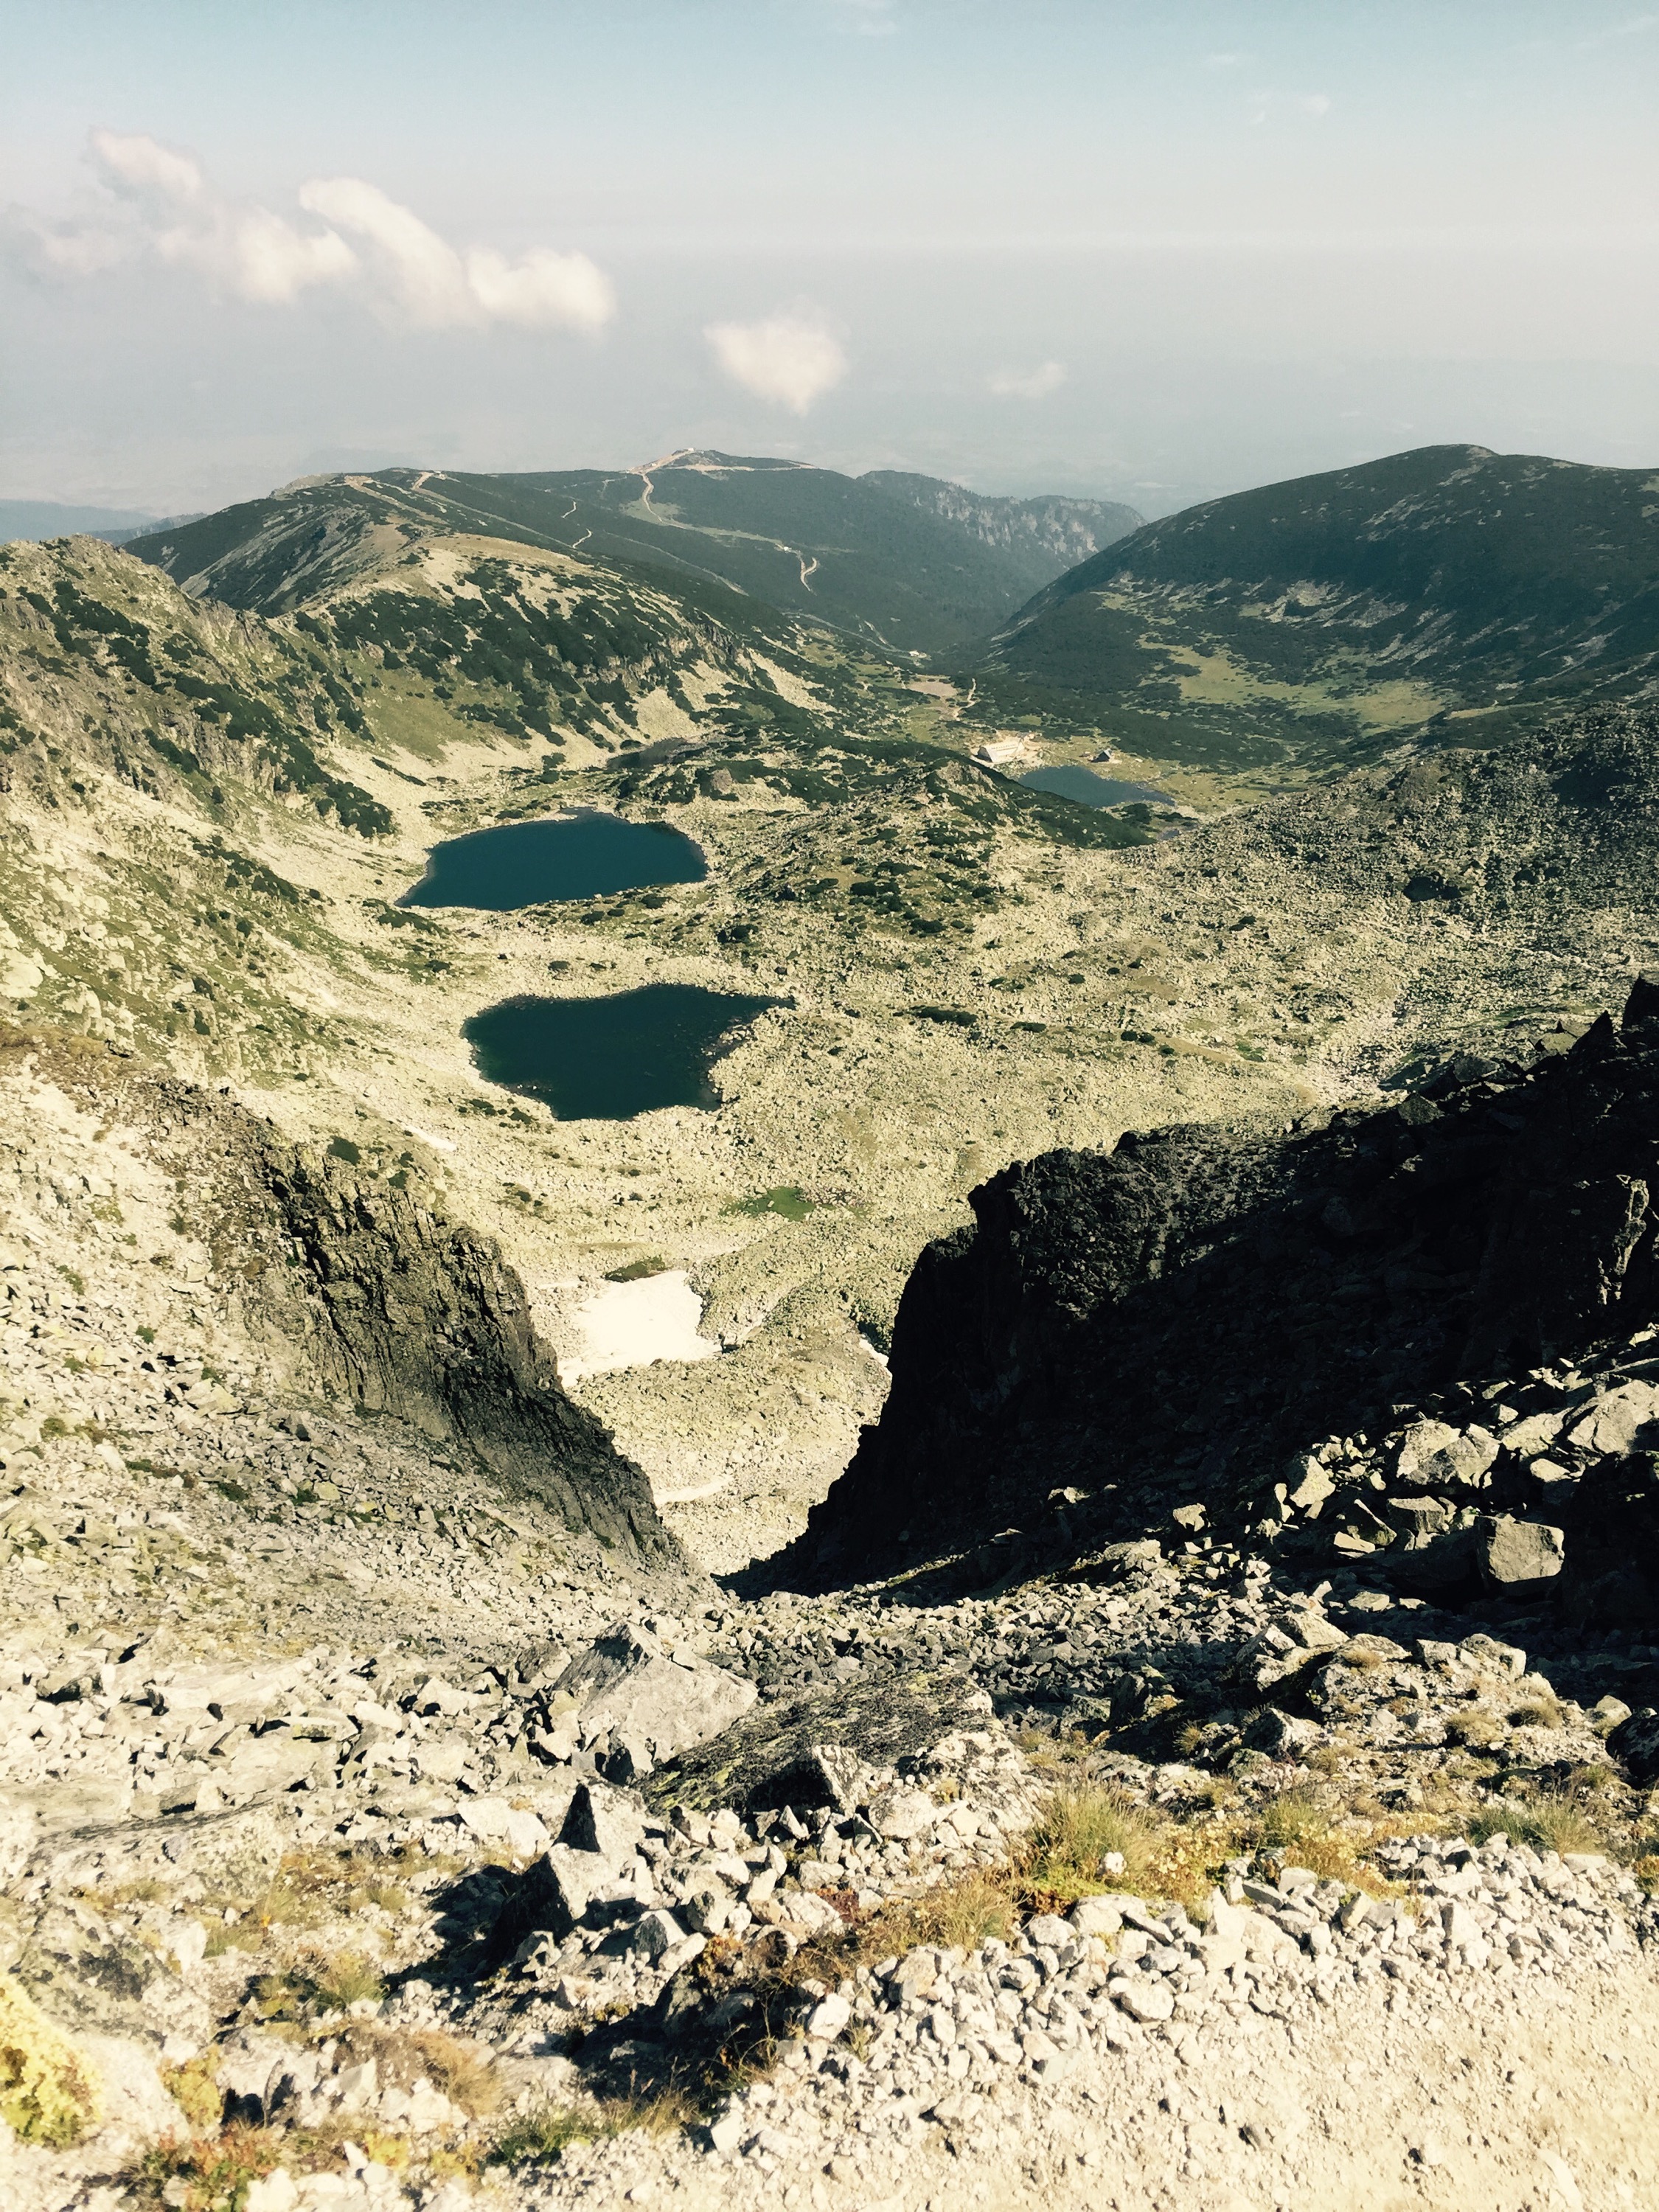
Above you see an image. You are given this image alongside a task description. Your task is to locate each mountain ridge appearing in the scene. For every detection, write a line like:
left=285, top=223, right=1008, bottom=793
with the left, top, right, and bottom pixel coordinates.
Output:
left=971, top=442, right=1659, bottom=773
left=125, top=453, right=1141, bottom=653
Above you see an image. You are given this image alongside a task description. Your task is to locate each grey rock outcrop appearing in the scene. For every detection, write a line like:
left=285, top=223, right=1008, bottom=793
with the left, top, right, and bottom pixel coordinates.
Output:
left=552, top=1622, right=755, bottom=1773
left=36, top=1043, right=679, bottom=1569
left=800, top=978, right=1659, bottom=1583
left=248, top=1139, right=677, bottom=1566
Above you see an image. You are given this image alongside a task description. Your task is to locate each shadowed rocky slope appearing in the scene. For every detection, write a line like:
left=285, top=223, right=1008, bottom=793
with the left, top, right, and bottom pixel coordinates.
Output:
left=21, top=1031, right=679, bottom=1569
left=800, top=977, right=1659, bottom=1590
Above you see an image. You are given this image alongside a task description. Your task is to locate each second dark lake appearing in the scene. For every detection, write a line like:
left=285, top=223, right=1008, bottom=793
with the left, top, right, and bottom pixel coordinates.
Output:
left=400, top=812, right=706, bottom=911
left=1020, top=765, right=1171, bottom=809
left=462, top=984, right=780, bottom=1121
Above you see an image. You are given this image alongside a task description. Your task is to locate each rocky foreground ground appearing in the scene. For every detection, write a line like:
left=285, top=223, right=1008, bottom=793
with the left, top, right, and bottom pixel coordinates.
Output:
left=4, top=1015, right=1659, bottom=2212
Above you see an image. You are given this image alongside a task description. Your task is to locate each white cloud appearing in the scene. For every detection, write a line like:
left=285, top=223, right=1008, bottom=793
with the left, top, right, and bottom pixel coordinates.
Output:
left=9, top=131, right=614, bottom=334
left=464, top=246, right=615, bottom=333
left=1299, top=92, right=1332, bottom=116
left=90, top=129, right=201, bottom=200
left=705, top=311, right=846, bottom=411
left=989, top=360, right=1068, bottom=400
left=226, top=207, right=358, bottom=305
left=298, top=176, right=473, bottom=324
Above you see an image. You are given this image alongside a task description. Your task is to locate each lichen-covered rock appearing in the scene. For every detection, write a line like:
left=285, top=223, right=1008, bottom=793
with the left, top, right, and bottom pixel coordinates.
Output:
left=0, top=1975, right=101, bottom=2146
left=9, top=1903, right=209, bottom=2050
left=643, top=1664, right=1001, bottom=1817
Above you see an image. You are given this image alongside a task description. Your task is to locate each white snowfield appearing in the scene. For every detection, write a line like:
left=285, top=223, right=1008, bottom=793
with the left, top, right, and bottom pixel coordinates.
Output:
left=562, top=1268, right=720, bottom=1385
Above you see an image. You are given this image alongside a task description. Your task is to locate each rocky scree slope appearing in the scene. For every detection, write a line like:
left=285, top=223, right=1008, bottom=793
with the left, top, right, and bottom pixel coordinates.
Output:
left=975, top=442, right=1659, bottom=771
left=6, top=1008, right=1659, bottom=2208
left=1176, top=700, right=1659, bottom=937
left=803, top=971, right=1659, bottom=1596
left=4, top=1025, right=676, bottom=1569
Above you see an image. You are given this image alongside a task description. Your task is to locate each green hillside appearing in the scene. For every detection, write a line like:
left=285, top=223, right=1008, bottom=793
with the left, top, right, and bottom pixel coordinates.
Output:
left=127, top=453, right=1139, bottom=655
left=972, top=444, right=1659, bottom=774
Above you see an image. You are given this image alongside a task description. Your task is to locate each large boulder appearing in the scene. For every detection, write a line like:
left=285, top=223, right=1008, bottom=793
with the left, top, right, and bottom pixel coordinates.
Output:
left=1565, top=1381, right=1659, bottom=1458
left=643, top=1663, right=1025, bottom=1824
left=551, top=1624, right=756, bottom=1775
left=1476, top=1514, right=1565, bottom=1588
left=1394, top=1421, right=1498, bottom=1492
left=495, top=1781, right=653, bottom=1945
left=1607, top=1707, right=1659, bottom=1787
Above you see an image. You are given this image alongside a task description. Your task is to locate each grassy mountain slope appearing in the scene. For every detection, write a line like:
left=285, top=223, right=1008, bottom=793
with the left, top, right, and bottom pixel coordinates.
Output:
left=0, top=524, right=846, bottom=1074
left=128, top=453, right=1139, bottom=655
left=974, top=444, right=1659, bottom=775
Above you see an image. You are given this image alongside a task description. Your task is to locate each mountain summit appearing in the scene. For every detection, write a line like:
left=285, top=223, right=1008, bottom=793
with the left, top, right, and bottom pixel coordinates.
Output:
left=975, top=443, right=1659, bottom=771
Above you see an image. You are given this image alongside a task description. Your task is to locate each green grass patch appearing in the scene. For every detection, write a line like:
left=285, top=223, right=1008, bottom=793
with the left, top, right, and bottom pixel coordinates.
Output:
left=602, top=1255, right=670, bottom=1282
left=727, top=1186, right=815, bottom=1222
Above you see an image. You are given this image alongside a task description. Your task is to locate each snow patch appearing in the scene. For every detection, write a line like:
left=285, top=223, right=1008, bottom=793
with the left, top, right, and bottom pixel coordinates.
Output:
left=563, top=1269, right=718, bottom=1384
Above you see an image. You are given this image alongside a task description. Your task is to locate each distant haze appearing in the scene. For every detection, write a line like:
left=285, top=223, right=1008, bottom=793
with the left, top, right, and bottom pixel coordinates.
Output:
left=4, top=1, right=1657, bottom=517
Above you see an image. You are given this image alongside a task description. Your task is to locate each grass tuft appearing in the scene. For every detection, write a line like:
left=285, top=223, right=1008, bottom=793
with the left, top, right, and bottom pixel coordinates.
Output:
left=1444, top=1709, right=1505, bottom=1749
left=248, top=1950, right=386, bottom=2023
left=331, top=2023, right=500, bottom=2118
left=1019, top=1784, right=1158, bottom=1902
left=488, top=2090, right=693, bottom=2169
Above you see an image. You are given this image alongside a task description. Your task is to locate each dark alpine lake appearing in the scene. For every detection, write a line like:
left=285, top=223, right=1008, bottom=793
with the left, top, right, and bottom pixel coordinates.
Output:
left=400, top=813, right=706, bottom=911
left=462, top=984, right=779, bottom=1121
left=1020, top=765, right=1170, bottom=809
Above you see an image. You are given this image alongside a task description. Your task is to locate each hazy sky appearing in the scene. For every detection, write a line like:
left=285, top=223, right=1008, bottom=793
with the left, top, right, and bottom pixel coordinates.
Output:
left=5, top=0, right=1659, bottom=517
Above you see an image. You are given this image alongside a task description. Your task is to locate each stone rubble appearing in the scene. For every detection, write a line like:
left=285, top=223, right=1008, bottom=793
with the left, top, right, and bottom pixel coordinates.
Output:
left=4, top=1037, right=1659, bottom=2211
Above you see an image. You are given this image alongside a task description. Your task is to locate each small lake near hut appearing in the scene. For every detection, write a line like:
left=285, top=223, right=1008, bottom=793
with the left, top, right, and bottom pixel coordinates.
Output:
left=1019, top=765, right=1172, bottom=809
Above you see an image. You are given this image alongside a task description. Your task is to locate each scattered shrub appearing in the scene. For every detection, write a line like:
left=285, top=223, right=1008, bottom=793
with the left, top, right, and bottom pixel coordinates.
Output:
left=138, top=2126, right=284, bottom=2211
left=1020, top=1784, right=1158, bottom=1900
left=161, top=2055, right=223, bottom=2132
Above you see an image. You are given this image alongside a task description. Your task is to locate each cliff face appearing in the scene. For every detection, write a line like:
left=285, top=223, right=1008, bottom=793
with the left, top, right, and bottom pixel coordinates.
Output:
left=25, top=1034, right=680, bottom=1572
left=801, top=981, right=1659, bottom=1584
left=246, top=1141, right=678, bottom=1567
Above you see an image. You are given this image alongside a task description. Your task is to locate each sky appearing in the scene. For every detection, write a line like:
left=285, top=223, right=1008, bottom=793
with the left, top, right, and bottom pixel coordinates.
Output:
left=4, top=0, right=1659, bottom=518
